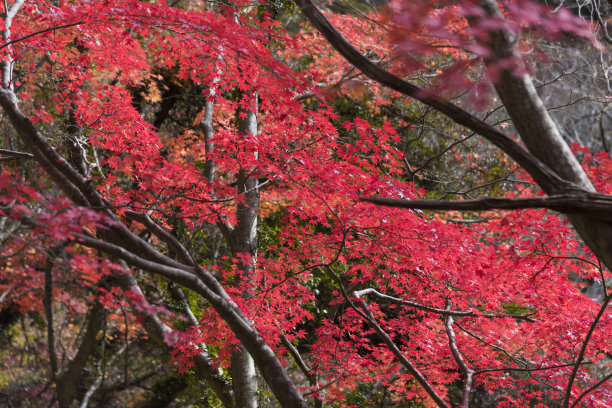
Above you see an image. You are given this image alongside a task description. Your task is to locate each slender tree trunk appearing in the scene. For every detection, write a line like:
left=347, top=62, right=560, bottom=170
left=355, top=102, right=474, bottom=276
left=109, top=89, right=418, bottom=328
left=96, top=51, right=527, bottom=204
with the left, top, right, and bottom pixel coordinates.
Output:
left=56, top=301, right=105, bottom=408
left=229, top=97, right=259, bottom=408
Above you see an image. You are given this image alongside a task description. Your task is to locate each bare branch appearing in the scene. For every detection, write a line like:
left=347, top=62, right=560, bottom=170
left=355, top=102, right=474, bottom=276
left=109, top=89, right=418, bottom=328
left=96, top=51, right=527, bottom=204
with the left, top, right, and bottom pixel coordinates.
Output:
left=362, top=193, right=612, bottom=222
left=353, top=288, right=535, bottom=321
left=444, top=300, right=473, bottom=408
left=0, top=148, right=32, bottom=158
left=475, top=362, right=593, bottom=375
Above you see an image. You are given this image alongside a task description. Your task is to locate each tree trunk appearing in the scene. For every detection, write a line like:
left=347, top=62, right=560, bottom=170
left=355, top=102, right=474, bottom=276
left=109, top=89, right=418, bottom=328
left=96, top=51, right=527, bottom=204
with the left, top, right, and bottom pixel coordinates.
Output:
left=229, top=98, right=259, bottom=408
left=56, top=302, right=105, bottom=408
left=478, top=0, right=612, bottom=272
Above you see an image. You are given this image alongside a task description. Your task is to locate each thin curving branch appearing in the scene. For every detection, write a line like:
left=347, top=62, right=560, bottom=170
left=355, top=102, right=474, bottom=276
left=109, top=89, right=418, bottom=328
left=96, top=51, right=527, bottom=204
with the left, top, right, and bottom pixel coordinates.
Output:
left=570, top=371, right=612, bottom=408
left=0, top=21, right=84, bottom=52
left=353, top=288, right=535, bottom=321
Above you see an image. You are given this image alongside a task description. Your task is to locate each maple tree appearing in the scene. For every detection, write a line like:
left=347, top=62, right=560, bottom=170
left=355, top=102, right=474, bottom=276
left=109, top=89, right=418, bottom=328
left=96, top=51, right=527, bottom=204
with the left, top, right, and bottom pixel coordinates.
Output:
left=0, top=0, right=611, bottom=407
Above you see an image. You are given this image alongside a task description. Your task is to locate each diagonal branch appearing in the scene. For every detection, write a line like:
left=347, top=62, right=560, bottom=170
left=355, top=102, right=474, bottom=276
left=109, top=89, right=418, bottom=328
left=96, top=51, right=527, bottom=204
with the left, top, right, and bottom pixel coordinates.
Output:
left=280, top=333, right=322, bottom=408
left=353, top=292, right=450, bottom=408
left=73, top=233, right=307, bottom=408
left=563, top=293, right=612, bottom=408
left=119, top=272, right=234, bottom=408
left=0, top=21, right=84, bottom=52
left=362, top=193, right=612, bottom=222
left=124, top=210, right=197, bottom=268
left=324, top=267, right=449, bottom=407
left=570, top=371, right=612, bottom=408
left=292, top=0, right=575, bottom=195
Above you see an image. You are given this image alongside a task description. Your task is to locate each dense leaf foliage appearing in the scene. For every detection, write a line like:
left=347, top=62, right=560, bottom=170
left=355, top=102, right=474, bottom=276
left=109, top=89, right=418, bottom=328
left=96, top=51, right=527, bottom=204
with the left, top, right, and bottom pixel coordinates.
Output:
left=0, top=0, right=611, bottom=407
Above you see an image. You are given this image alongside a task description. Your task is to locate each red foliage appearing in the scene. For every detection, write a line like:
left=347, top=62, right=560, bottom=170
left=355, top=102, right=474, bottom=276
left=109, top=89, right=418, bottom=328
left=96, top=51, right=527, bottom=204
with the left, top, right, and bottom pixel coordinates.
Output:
left=0, top=0, right=610, bottom=406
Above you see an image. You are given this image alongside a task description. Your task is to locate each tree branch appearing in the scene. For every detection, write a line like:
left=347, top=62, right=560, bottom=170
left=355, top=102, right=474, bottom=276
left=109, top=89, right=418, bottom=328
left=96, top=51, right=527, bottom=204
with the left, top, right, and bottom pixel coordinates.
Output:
left=292, top=0, right=575, bottom=194
left=322, top=267, right=450, bottom=407
left=119, top=273, right=235, bottom=408
left=56, top=301, right=105, bottom=408
left=444, top=300, right=473, bottom=408
left=0, top=21, right=84, bottom=52
left=73, top=233, right=307, bottom=407
left=124, top=210, right=197, bottom=268
left=353, top=288, right=535, bottom=321
left=563, top=293, right=612, bottom=408
left=280, top=333, right=322, bottom=408
left=353, top=292, right=450, bottom=408
left=44, top=255, right=59, bottom=379
left=362, top=193, right=612, bottom=222
left=570, top=371, right=612, bottom=408
left=0, top=148, right=32, bottom=158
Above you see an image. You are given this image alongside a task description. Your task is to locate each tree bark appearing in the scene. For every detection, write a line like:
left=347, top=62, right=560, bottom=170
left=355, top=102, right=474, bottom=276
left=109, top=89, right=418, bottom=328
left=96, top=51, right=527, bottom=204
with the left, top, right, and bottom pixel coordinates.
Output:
left=477, top=0, right=612, bottom=272
left=229, top=98, right=259, bottom=408
left=118, top=272, right=236, bottom=408
left=56, top=301, right=105, bottom=408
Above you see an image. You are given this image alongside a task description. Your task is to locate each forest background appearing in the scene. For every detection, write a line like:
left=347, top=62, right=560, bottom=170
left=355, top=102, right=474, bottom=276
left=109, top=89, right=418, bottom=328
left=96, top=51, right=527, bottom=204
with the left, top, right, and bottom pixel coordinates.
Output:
left=0, top=0, right=612, bottom=407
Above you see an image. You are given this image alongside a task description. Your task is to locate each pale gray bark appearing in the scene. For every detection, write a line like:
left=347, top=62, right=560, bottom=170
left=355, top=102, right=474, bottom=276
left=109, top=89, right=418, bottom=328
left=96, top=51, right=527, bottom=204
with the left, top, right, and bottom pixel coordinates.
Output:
left=229, top=99, right=259, bottom=408
left=444, top=300, right=473, bottom=408
left=202, top=99, right=216, bottom=184
left=231, top=344, right=257, bottom=408
left=1, top=0, right=26, bottom=90
left=198, top=89, right=259, bottom=408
